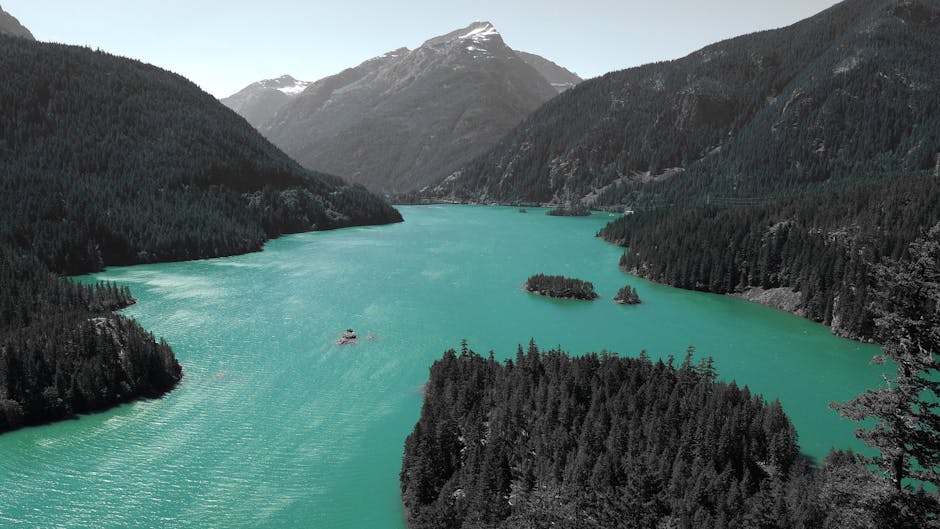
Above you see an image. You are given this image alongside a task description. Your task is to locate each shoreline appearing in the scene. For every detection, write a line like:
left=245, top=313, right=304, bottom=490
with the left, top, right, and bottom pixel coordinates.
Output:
left=622, top=265, right=875, bottom=345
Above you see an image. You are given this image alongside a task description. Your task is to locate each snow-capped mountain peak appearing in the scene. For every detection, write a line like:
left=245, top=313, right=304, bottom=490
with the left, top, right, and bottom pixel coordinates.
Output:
left=458, top=22, right=499, bottom=42
left=251, top=75, right=310, bottom=95
left=276, top=80, right=310, bottom=95
left=224, top=21, right=581, bottom=194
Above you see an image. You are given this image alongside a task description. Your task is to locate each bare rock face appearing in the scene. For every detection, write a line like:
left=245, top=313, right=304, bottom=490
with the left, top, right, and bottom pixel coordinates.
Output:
left=732, top=287, right=803, bottom=315
left=0, top=5, right=35, bottom=40
left=515, top=50, right=582, bottom=93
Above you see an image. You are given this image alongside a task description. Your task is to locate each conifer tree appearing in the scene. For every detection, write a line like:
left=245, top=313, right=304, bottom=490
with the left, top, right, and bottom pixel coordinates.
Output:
left=831, top=223, right=940, bottom=526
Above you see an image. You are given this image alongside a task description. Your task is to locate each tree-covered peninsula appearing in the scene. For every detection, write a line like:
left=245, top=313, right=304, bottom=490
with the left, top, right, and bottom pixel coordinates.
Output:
left=0, top=248, right=181, bottom=432
left=404, top=232, right=940, bottom=528
left=402, top=340, right=939, bottom=529
left=524, top=274, right=598, bottom=300
left=0, top=34, right=401, bottom=432
left=401, top=342, right=802, bottom=528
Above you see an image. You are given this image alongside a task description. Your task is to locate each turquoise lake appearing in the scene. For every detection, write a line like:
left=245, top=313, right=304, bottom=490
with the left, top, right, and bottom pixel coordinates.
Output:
left=0, top=205, right=884, bottom=528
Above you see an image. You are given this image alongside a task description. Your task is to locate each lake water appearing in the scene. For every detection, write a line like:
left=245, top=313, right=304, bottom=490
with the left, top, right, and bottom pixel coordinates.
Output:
left=0, top=205, right=884, bottom=528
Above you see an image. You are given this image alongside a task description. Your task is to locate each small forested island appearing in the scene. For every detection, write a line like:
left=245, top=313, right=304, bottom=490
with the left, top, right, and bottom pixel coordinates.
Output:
left=524, top=274, right=598, bottom=300
left=403, top=339, right=939, bottom=529
left=613, top=284, right=641, bottom=304
left=546, top=203, right=590, bottom=217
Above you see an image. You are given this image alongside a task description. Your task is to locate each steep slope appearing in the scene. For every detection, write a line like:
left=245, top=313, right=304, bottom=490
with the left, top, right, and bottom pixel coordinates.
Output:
left=247, top=22, right=560, bottom=193
left=0, top=4, right=33, bottom=40
left=0, top=35, right=401, bottom=275
left=516, top=50, right=581, bottom=92
left=227, top=48, right=407, bottom=134
left=0, top=34, right=399, bottom=432
left=430, top=0, right=940, bottom=206
left=221, top=74, right=311, bottom=129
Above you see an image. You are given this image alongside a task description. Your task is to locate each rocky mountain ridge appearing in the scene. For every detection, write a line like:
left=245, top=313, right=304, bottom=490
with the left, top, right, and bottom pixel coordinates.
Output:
left=223, top=22, right=582, bottom=193
left=427, top=0, right=940, bottom=207
left=0, top=4, right=34, bottom=40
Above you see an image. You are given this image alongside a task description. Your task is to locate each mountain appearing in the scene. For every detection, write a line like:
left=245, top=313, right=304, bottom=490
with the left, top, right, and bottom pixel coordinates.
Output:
left=0, top=35, right=401, bottom=276
left=0, top=4, right=33, bottom=40
left=0, top=34, right=400, bottom=432
left=516, top=50, right=581, bottom=92
left=428, top=0, right=940, bottom=206
left=221, top=74, right=311, bottom=129
left=224, top=22, right=581, bottom=194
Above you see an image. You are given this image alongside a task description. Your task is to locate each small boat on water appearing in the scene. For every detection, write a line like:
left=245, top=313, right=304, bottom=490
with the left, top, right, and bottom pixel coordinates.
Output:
left=336, top=328, right=358, bottom=345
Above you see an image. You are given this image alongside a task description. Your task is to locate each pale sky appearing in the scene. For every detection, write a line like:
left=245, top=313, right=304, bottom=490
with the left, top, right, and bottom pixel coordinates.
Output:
left=5, top=1, right=841, bottom=99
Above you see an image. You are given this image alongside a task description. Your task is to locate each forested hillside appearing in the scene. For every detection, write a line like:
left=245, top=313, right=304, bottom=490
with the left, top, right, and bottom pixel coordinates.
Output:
left=0, top=33, right=400, bottom=432
left=402, top=342, right=936, bottom=528
left=429, top=0, right=940, bottom=206
left=0, top=35, right=402, bottom=276
left=599, top=173, right=940, bottom=340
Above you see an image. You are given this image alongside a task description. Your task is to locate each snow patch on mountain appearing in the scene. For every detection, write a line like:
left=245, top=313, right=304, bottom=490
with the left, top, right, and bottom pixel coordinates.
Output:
left=277, top=81, right=310, bottom=95
left=459, top=23, right=499, bottom=42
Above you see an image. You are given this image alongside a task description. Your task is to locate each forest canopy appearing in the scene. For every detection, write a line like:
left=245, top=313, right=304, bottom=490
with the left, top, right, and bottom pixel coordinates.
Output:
left=402, top=341, right=938, bottom=529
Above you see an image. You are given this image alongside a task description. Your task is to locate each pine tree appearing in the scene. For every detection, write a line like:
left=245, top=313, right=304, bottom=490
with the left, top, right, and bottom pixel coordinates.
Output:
left=831, top=223, right=940, bottom=526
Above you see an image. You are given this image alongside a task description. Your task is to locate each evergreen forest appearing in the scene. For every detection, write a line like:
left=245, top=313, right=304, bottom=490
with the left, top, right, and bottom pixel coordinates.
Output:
left=525, top=274, right=599, bottom=300
left=598, top=174, right=940, bottom=340
left=0, top=35, right=401, bottom=276
left=0, top=248, right=181, bottom=432
left=402, top=340, right=936, bottom=529
left=0, top=34, right=401, bottom=431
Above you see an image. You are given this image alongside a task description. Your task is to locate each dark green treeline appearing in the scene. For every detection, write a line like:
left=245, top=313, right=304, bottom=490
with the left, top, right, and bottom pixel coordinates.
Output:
left=0, top=34, right=401, bottom=432
left=599, top=174, right=940, bottom=341
left=402, top=342, right=936, bottom=528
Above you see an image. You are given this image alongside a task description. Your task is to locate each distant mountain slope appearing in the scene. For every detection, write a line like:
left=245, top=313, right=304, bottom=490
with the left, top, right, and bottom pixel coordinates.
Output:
left=221, top=74, right=311, bottom=129
left=0, top=5, right=33, bottom=39
left=516, top=50, right=581, bottom=92
left=0, top=35, right=401, bottom=275
left=226, top=22, right=578, bottom=194
left=430, top=0, right=940, bottom=205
